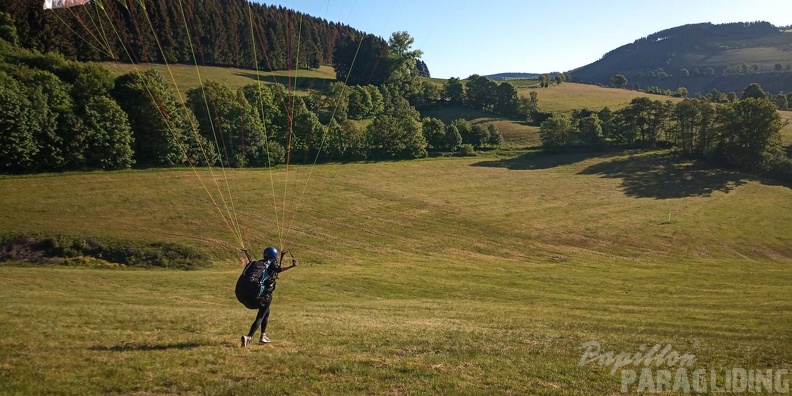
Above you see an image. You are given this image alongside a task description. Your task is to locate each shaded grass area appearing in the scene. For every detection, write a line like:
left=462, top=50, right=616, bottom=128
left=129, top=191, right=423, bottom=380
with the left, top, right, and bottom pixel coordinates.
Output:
left=2, top=152, right=791, bottom=266
left=474, top=148, right=789, bottom=198
left=102, top=62, right=336, bottom=96
left=502, top=78, right=540, bottom=89
left=233, top=72, right=335, bottom=93
left=419, top=104, right=492, bottom=123
left=578, top=152, right=750, bottom=199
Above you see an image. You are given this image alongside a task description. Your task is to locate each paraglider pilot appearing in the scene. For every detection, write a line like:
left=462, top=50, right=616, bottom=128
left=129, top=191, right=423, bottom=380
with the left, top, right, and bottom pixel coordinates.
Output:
left=236, top=246, right=298, bottom=347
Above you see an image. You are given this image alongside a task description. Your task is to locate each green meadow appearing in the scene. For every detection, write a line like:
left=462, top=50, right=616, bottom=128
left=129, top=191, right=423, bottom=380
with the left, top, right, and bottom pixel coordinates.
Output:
left=2, top=147, right=792, bottom=394
left=517, top=83, right=683, bottom=115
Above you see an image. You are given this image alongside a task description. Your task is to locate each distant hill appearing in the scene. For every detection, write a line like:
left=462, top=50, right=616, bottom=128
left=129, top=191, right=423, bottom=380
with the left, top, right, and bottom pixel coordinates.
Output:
left=571, top=21, right=792, bottom=94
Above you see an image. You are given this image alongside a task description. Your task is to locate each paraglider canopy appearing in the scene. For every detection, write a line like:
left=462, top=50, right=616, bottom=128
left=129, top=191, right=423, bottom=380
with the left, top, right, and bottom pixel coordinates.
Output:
left=44, top=0, right=92, bottom=10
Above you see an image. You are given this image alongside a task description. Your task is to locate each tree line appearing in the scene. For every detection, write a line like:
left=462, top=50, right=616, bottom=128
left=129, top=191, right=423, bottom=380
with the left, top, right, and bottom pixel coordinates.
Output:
left=436, top=73, right=571, bottom=124
left=538, top=83, right=792, bottom=181
left=0, top=39, right=133, bottom=173
left=608, top=22, right=778, bottom=60
left=612, top=73, right=792, bottom=111
left=442, top=76, right=527, bottom=119
left=0, top=27, right=499, bottom=174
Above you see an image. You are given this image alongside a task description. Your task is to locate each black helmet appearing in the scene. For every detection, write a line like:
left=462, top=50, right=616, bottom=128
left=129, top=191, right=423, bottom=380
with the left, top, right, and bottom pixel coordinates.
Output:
left=263, top=246, right=278, bottom=260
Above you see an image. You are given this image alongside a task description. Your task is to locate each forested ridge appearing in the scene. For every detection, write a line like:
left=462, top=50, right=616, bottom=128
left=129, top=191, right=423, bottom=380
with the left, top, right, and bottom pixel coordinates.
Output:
left=0, top=0, right=360, bottom=70
left=573, top=21, right=792, bottom=93
left=603, top=22, right=780, bottom=61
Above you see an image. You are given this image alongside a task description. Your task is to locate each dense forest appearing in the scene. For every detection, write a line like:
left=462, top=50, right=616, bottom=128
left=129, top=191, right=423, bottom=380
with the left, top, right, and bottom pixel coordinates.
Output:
left=603, top=22, right=779, bottom=62
left=0, top=0, right=362, bottom=70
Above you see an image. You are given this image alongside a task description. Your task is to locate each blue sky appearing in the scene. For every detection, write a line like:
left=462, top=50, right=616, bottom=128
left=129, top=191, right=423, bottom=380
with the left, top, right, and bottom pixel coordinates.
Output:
left=261, top=1, right=792, bottom=79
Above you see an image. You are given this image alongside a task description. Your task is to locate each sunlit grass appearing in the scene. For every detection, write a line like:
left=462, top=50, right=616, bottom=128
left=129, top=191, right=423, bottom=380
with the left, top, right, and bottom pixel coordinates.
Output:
left=1, top=148, right=791, bottom=393
left=518, top=82, right=682, bottom=114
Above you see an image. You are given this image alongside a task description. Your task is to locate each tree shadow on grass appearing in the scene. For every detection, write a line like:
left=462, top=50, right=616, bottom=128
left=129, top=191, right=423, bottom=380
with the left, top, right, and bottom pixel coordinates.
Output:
left=471, top=150, right=612, bottom=170
left=235, top=73, right=333, bottom=91
left=579, top=152, right=751, bottom=199
left=90, top=342, right=206, bottom=352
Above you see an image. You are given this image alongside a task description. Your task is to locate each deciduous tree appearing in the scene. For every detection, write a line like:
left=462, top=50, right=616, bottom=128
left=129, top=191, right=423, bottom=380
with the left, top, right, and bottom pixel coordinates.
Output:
left=611, top=74, right=627, bottom=88
left=186, top=81, right=268, bottom=167
left=539, top=115, right=572, bottom=153
left=366, top=114, right=427, bottom=159
left=444, top=77, right=465, bottom=105
left=113, top=70, right=214, bottom=167
left=421, top=117, right=446, bottom=151
left=495, top=82, right=520, bottom=117
left=80, top=96, right=134, bottom=170
left=713, top=98, right=785, bottom=171
left=741, top=83, right=767, bottom=100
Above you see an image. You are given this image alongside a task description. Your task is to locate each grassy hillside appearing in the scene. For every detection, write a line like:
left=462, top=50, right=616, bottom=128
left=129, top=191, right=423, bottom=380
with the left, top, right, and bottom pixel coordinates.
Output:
left=573, top=22, right=792, bottom=94
left=1, top=150, right=792, bottom=394
left=103, top=63, right=337, bottom=96
left=3, top=154, right=791, bottom=262
left=518, top=83, right=682, bottom=114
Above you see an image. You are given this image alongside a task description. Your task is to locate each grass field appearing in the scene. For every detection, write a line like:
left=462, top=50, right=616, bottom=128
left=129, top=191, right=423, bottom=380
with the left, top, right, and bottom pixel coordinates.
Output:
left=2, top=148, right=792, bottom=394
left=501, top=79, right=541, bottom=89
left=1, top=63, right=791, bottom=394
left=518, top=83, right=683, bottom=115
left=103, top=62, right=337, bottom=97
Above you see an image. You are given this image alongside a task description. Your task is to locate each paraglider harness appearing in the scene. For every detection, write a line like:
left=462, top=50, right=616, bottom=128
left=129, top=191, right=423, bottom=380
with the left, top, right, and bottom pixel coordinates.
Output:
left=235, top=249, right=294, bottom=309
